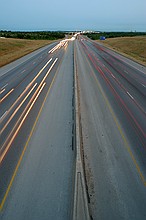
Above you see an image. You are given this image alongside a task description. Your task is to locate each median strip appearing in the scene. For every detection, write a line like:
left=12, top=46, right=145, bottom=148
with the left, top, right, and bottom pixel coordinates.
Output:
left=73, top=47, right=91, bottom=220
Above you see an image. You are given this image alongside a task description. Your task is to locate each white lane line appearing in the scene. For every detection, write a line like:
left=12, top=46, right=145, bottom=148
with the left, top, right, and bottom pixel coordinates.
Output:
left=111, top=74, right=115, bottom=79
left=0, top=111, right=7, bottom=121
left=0, top=89, right=5, bottom=94
left=0, top=83, right=37, bottom=134
left=42, top=58, right=58, bottom=81
left=142, top=84, right=146, bottom=88
left=48, top=42, right=63, bottom=53
left=1, top=56, right=58, bottom=150
left=27, top=58, right=52, bottom=87
left=0, top=83, right=46, bottom=163
left=127, top=91, right=134, bottom=100
left=49, top=46, right=57, bottom=53
left=21, top=70, right=26, bottom=73
left=1, top=89, right=14, bottom=102
left=124, top=70, right=129, bottom=74
left=1, top=84, right=8, bottom=90
left=1, top=57, right=57, bottom=133
left=1, top=58, right=52, bottom=121
left=0, top=83, right=37, bottom=123
left=109, top=52, right=146, bottom=75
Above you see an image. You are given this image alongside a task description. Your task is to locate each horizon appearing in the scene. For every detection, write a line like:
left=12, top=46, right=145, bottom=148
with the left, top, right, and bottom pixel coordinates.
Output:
left=1, top=0, right=146, bottom=33
left=1, top=29, right=146, bottom=33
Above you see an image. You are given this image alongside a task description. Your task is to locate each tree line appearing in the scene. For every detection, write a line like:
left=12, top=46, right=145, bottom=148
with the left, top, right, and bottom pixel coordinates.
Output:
left=0, top=31, right=66, bottom=40
left=85, top=32, right=146, bottom=40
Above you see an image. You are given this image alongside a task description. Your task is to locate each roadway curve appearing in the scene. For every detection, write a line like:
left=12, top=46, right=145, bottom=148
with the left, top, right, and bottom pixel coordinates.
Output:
left=75, top=36, right=146, bottom=220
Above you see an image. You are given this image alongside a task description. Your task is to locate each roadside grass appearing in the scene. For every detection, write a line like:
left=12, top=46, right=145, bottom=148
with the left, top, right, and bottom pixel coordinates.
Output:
left=0, top=38, right=55, bottom=67
left=98, top=36, right=146, bottom=66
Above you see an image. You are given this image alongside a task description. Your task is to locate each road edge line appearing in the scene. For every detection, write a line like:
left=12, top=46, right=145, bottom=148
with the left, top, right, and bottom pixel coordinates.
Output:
left=0, top=65, right=59, bottom=211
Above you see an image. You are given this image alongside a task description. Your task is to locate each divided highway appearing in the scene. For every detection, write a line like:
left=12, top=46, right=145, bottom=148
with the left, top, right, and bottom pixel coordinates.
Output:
left=0, top=36, right=146, bottom=220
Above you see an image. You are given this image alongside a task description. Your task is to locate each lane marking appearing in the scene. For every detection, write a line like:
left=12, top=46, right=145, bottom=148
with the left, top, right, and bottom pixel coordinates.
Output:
left=29, top=58, right=52, bottom=85
left=1, top=84, right=8, bottom=90
left=124, top=70, right=129, bottom=74
left=0, top=83, right=37, bottom=134
left=94, top=40, right=146, bottom=75
left=142, top=84, right=146, bottom=88
left=127, top=91, right=134, bottom=100
left=78, top=44, right=146, bottom=186
left=94, top=56, right=146, bottom=115
left=0, top=58, right=58, bottom=163
left=0, top=83, right=45, bottom=163
left=43, top=58, right=58, bottom=81
left=0, top=58, right=52, bottom=121
left=111, top=74, right=115, bottom=79
left=91, top=69, right=146, bottom=187
left=48, top=40, right=69, bottom=53
left=0, top=84, right=36, bottom=123
left=1, top=89, right=14, bottom=103
left=49, top=45, right=59, bottom=53
left=0, top=89, right=5, bottom=94
left=123, top=61, right=146, bottom=75
left=87, top=50, right=145, bottom=137
left=21, top=70, right=26, bottom=73
left=0, top=111, right=7, bottom=121
left=0, top=62, right=59, bottom=211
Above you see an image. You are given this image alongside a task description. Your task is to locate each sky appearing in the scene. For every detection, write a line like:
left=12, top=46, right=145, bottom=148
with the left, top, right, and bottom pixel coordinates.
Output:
left=0, top=0, right=146, bottom=31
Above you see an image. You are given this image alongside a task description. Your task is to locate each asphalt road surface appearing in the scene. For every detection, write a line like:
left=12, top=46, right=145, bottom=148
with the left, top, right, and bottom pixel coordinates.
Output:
left=0, top=40, right=75, bottom=220
left=0, top=36, right=146, bottom=220
left=75, top=36, right=146, bottom=220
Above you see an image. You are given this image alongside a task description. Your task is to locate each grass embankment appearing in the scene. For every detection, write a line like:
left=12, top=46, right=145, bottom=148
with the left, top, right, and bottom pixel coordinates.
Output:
left=98, top=37, right=146, bottom=66
left=0, top=38, right=54, bottom=67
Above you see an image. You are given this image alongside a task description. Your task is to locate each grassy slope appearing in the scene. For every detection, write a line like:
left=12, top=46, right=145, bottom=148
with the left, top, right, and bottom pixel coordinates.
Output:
left=0, top=38, right=55, bottom=67
left=98, top=36, right=146, bottom=66
left=1, top=37, right=146, bottom=67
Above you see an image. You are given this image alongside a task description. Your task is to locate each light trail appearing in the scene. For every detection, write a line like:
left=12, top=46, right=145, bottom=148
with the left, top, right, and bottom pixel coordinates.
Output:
left=0, top=58, right=52, bottom=121
left=0, top=83, right=46, bottom=163
left=0, top=83, right=37, bottom=134
left=0, top=57, right=58, bottom=163
left=1, top=89, right=14, bottom=103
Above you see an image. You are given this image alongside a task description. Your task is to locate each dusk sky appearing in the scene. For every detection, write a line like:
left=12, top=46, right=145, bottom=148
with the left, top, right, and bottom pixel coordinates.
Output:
left=1, top=0, right=146, bottom=31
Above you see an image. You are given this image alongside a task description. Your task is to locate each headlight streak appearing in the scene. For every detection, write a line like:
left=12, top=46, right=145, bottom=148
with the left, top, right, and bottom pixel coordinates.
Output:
left=0, top=59, right=52, bottom=105
left=0, top=83, right=37, bottom=134
left=0, top=58, right=58, bottom=163
left=0, top=58, right=53, bottom=122
left=1, top=89, right=14, bottom=103
left=0, top=83, right=46, bottom=163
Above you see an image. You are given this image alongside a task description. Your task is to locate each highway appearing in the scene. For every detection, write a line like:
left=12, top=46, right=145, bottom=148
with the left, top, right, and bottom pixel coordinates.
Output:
left=0, top=36, right=146, bottom=220
left=0, top=40, right=75, bottom=220
left=75, top=36, right=146, bottom=219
